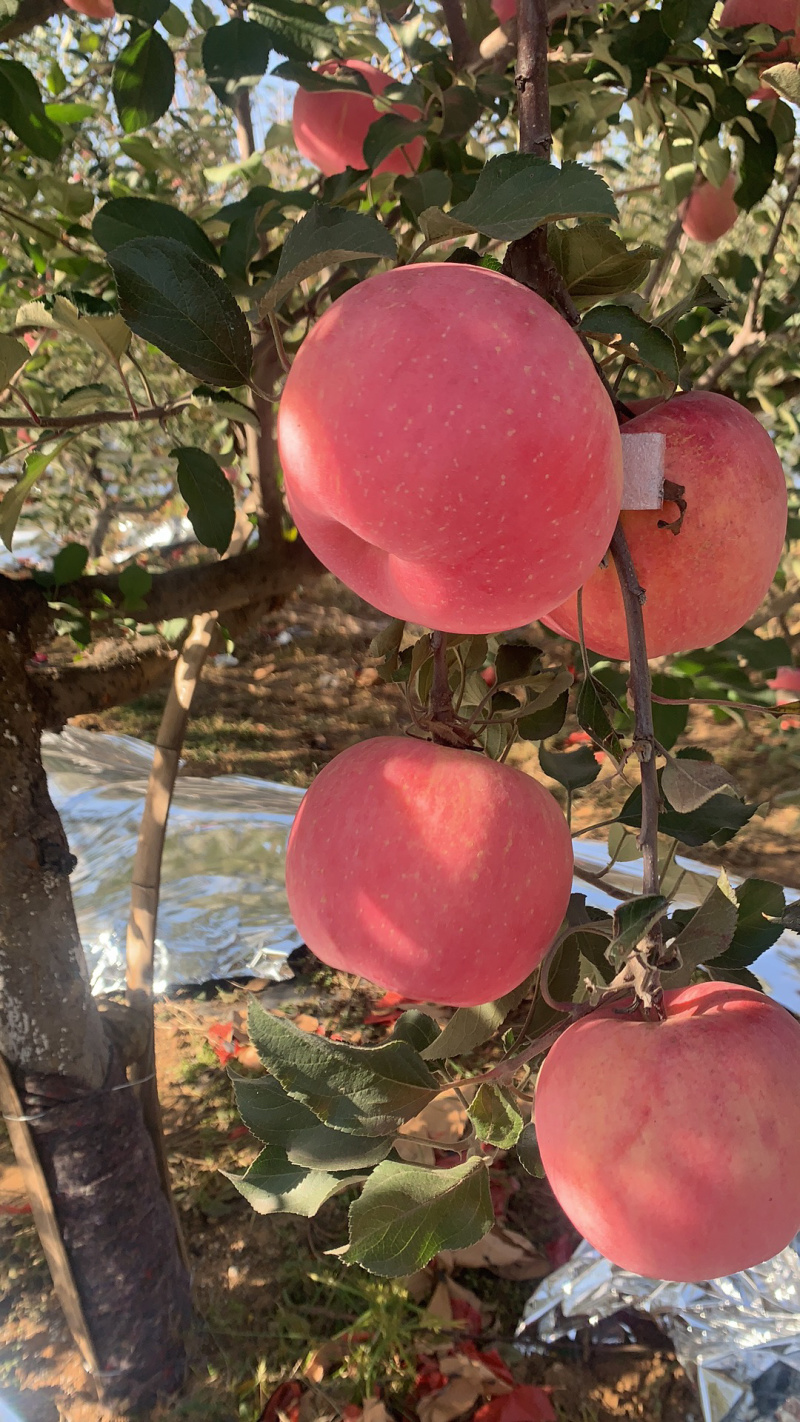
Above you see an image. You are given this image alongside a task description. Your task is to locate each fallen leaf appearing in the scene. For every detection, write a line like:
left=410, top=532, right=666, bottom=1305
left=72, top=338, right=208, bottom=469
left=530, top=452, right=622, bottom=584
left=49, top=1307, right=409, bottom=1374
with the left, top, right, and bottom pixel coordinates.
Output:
left=362, top=1402, right=391, bottom=1422
left=207, top=1021, right=239, bottom=1064
left=417, top=1377, right=482, bottom=1422
left=446, top=1279, right=489, bottom=1335
left=425, top=1279, right=454, bottom=1323
left=438, top=1225, right=549, bottom=1280
left=236, top=1045, right=262, bottom=1071
left=439, top=1352, right=511, bottom=1393
left=473, top=1386, right=556, bottom=1422
left=258, top=1381, right=303, bottom=1422
left=293, top=1013, right=321, bottom=1034
left=402, top=1265, right=436, bottom=1303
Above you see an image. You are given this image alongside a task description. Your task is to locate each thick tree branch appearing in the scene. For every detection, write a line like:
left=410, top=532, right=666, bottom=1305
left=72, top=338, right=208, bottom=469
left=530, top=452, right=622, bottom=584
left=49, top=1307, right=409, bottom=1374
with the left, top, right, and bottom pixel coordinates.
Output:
left=29, top=637, right=176, bottom=730
left=23, top=540, right=322, bottom=626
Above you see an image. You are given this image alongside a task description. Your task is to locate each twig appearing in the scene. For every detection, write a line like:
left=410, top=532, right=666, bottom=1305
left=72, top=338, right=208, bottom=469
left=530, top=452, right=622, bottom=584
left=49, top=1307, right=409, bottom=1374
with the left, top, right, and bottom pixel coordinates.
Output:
left=651, top=690, right=786, bottom=716
left=0, top=401, right=193, bottom=431
left=642, top=213, right=683, bottom=306
left=609, top=524, right=662, bottom=953
left=430, top=630, right=454, bottom=722
left=439, top=0, right=477, bottom=69
left=698, top=165, right=800, bottom=390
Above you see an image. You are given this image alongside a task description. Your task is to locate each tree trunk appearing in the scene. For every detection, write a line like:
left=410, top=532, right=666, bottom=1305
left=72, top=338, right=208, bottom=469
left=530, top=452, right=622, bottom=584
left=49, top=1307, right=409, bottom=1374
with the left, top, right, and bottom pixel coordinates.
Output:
left=0, top=582, right=191, bottom=1411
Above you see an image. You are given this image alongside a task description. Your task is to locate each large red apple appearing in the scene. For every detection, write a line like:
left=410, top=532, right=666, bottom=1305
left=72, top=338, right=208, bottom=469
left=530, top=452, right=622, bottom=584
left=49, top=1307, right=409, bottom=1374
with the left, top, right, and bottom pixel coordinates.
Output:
left=292, top=59, right=423, bottom=177
left=284, top=737, right=573, bottom=1007
left=64, top=0, right=115, bottom=16
left=680, top=174, right=738, bottom=243
left=535, top=981, right=800, bottom=1281
left=278, top=263, right=623, bottom=634
left=542, top=392, right=787, bottom=659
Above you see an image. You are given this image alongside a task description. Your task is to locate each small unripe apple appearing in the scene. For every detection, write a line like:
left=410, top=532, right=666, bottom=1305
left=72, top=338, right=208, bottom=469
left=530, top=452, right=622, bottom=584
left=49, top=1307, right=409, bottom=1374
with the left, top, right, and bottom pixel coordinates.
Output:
left=292, top=59, right=423, bottom=177
left=681, top=174, right=738, bottom=244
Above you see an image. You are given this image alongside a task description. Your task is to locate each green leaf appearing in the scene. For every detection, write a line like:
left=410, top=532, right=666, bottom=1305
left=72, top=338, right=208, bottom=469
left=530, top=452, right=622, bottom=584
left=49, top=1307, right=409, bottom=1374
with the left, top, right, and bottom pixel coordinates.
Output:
left=609, top=894, right=670, bottom=964
left=191, top=385, right=260, bottom=430
left=109, top=236, right=253, bottom=387
left=0, top=333, right=28, bottom=393
left=16, top=296, right=131, bottom=365
left=0, top=438, right=72, bottom=550
left=439, top=83, right=482, bottom=142
left=117, top=563, right=153, bottom=609
left=363, top=113, right=427, bottom=171
left=202, top=19, right=273, bottom=102
left=44, top=101, right=96, bottom=123
left=516, top=1122, right=545, bottom=1178
left=663, top=874, right=739, bottom=986
left=662, top=756, right=739, bottom=814
left=443, top=155, right=617, bottom=242
left=581, top=305, right=679, bottom=384
left=609, top=12, right=670, bottom=96
left=192, top=0, right=215, bottom=26
left=577, top=675, right=622, bottom=757
left=548, top=224, right=658, bottom=303
left=112, top=30, right=175, bottom=135
left=760, top=62, right=800, bottom=104
left=232, top=1070, right=318, bottom=1139
left=517, top=688, right=569, bottom=742
left=248, top=1000, right=439, bottom=1136
left=660, top=0, right=716, bottom=41
left=468, top=1084, right=523, bottom=1148
left=226, top=1141, right=355, bottom=1217
left=271, top=58, right=372, bottom=92
left=398, top=169, right=453, bottom=220
left=618, top=778, right=758, bottom=849
left=51, top=542, right=89, bottom=585
left=346, top=1157, right=493, bottom=1276
left=0, top=59, right=62, bottom=162
left=93, top=197, right=218, bottom=265
left=233, top=1072, right=393, bottom=1169
left=248, top=0, right=336, bottom=63
left=421, top=975, right=532, bottom=1060
left=650, top=673, right=693, bottom=750
left=539, top=742, right=601, bottom=792
left=713, top=879, right=786, bottom=971
left=171, top=446, right=235, bottom=554
left=495, top=641, right=542, bottom=684
left=733, top=112, right=778, bottom=210
left=287, top=1124, right=393, bottom=1171
left=259, top=205, right=396, bottom=312
left=391, top=1010, right=440, bottom=1054
left=116, top=0, right=169, bottom=22
left=160, top=3, right=188, bottom=36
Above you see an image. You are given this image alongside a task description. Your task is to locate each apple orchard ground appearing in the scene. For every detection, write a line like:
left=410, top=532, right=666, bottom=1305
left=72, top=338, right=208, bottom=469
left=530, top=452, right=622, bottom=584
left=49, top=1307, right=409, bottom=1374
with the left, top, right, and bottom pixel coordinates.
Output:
left=1, top=574, right=798, bottom=1421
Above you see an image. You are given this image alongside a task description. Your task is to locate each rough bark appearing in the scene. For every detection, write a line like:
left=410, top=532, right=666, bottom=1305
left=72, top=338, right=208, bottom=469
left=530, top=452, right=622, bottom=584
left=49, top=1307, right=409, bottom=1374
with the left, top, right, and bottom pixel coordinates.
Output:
left=30, top=635, right=177, bottom=729
left=0, top=583, right=108, bottom=1087
left=0, top=583, right=191, bottom=1408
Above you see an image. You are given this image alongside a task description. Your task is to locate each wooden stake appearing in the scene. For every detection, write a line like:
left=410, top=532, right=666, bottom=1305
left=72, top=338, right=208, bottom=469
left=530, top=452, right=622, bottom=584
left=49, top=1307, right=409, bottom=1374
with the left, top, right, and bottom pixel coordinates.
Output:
left=125, top=509, right=254, bottom=1271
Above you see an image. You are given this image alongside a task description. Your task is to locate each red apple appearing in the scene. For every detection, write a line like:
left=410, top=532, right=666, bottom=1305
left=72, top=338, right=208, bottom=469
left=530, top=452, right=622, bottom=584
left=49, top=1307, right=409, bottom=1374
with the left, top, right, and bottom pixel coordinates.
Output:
left=284, top=736, right=573, bottom=1007
left=541, top=392, right=787, bottom=660
left=536, top=981, right=800, bottom=1281
left=680, top=173, right=738, bottom=244
left=292, top=59, right=423, bottom=178
left=278, top=263, right=623, bottom=634
left=491, top=0, right=517, bottom=23
left=64, top=0, right=115, bottom=16
left=721, top=0, right=800, bottom=56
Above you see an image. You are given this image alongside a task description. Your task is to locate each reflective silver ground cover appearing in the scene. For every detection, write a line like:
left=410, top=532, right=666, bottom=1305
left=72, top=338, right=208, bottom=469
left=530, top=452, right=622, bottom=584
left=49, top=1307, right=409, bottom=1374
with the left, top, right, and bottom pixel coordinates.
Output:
left=43, top=726, right=304, bottom=993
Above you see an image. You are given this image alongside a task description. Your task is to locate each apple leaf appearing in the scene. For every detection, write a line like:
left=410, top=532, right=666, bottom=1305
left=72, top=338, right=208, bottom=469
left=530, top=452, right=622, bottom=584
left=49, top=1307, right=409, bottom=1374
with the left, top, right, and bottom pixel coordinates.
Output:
left=346, top=1157, right=493, bottom=1275
left=171, top=446, right=235, bottom=554
left=421, top=975, right=532, bottom=1060
left=468, top=1084, right=524, bottom=1148
left=434, top=155, right=618, bottom=242
left=663, top=873, right=739, bottom=985
left=93, top=197, right=219, bottom=265
left=259, top=204, right=397, bottom=312
left=517, top=1122, right=545, bottom=1177
left=112, top=29, right=175, bottom=135
left=581, top=304, right=680, bottom=384
left=548, top=223, right=659, bottom=303
left=0, top=333, right=28, bottom=394
left=225, top=1141, right=360, bottom=1217
left=0, top=58, right=62, bottom=161
left=662, top=755, right=740, bottom=813
left=247, top=1000, right=439, bottom=1136
left=538, top=742, right=602, bottom=791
